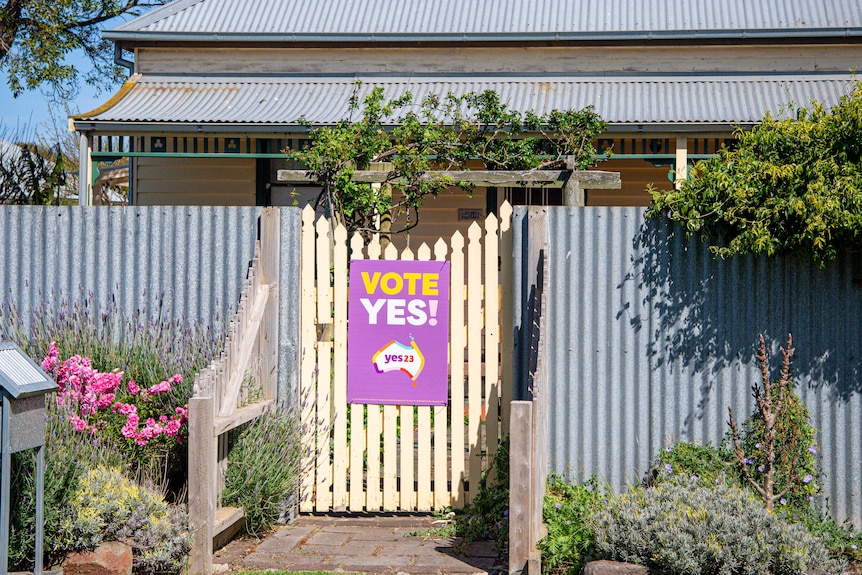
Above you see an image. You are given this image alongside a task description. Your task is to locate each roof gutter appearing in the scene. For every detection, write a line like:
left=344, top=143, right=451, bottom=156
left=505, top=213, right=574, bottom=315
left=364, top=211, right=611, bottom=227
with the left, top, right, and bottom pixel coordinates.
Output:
left=102, top=27, right=862, bottom=44
left=68, top=120, right=749, bottom=136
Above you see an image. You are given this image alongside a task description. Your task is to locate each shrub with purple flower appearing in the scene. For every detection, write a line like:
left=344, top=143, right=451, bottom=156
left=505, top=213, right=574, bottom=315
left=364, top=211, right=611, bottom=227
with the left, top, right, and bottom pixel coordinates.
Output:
left=644, top=441, right=736, bottom=488
left=728, top=335, right=820, bottom=511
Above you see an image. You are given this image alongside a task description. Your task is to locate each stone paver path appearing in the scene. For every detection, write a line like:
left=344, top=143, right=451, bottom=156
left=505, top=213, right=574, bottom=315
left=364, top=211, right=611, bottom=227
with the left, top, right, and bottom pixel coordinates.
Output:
left=214, top=514, right=501, bottom=574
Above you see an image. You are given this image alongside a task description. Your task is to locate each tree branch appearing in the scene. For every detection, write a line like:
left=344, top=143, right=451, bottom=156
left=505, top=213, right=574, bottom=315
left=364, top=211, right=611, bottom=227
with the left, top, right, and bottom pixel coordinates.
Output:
left=0, top=0, right=26, bottom=59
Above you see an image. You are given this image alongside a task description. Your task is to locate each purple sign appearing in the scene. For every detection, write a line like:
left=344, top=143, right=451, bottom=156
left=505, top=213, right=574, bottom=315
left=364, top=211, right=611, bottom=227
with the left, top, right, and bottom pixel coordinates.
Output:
left=347, top=259, right=450, bottom=406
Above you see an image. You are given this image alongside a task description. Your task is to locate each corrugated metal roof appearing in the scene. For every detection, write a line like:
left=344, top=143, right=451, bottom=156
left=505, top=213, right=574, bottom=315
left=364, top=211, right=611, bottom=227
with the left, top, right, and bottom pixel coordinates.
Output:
left=106, top=0, right=862, bottom=41
left=75, top=74, right=856, bottom=128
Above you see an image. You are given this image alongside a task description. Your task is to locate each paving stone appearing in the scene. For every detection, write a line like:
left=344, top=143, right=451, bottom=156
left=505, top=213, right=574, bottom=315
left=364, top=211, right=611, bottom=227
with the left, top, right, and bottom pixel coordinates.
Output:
left=407, top=554, right=475, bottom=567
left=374, top=545, right=446, bottom=558
left=464, top=541, right=498, bottom=558
left=398, top=565, right=487, bottom=575
left=346, top=538, right=395, bottom=548
left=242, top=552, right=334, bottom=567
left=271, top=525, right=317, bottom=539
left=298, top=544, right=374, bottom=556
left=254, top=535, right=307, bottom=554
left=332, top=555, right=407, bottom=567
left=218, top=515, right=500, bottom=575
left=306, top=531, right=353, bottom=546
left=323, top=525, right=381, bottom=534
left=350, top=531, right=410, bottom=542
left=243, top=557, right=336, bottom=571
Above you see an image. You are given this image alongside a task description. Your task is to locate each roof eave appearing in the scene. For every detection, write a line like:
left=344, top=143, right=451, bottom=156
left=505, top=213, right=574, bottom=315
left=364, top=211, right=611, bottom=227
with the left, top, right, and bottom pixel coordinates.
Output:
left=71, top=120, right=747, bottom=135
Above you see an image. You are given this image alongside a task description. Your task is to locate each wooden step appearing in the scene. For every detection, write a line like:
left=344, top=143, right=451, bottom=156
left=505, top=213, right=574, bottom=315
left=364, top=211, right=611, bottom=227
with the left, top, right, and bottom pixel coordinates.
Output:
left=213, top=506, right=245, bottom=550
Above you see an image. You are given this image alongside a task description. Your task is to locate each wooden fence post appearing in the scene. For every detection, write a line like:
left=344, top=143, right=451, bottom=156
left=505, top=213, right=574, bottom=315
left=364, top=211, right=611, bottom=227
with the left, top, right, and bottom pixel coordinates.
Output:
left=509, top=400, right=533, bottom=575
left=189, top=395, right=215, bottom=575
left=510, top=207, right=550, bottom=575
left=259, top=208, right=280, bottom=402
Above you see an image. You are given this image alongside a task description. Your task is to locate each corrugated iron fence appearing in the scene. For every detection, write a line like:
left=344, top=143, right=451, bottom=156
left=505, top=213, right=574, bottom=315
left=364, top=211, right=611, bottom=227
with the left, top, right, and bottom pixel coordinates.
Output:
left=0, top=205, right=301, bottom=404
left=514, top=206, right=862, bottom=527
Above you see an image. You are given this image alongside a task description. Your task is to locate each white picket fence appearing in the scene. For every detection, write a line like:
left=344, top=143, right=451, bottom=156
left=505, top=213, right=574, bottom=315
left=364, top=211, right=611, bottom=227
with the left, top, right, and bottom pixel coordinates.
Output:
left=299, top=202, right=514, bottom=512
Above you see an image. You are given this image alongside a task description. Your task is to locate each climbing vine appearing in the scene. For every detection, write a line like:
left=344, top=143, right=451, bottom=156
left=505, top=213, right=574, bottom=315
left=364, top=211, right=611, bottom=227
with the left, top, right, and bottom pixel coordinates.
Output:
left=647, top=82, right=862, bottom=265
left=293, top=81, right=607, bottom=234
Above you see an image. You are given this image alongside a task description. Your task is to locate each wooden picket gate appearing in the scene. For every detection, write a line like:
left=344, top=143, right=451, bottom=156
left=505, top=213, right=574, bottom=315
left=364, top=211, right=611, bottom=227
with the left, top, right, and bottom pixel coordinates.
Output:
left=299, top=202, right=513, bottom=512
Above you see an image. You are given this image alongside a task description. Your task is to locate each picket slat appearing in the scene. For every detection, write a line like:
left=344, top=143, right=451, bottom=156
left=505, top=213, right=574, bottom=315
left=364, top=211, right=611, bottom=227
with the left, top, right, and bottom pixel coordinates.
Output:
left=332, top=224, right=349, bottom=509
left=432, top=238, right=451, bottom=510
left=398, top=245, right=417, bottom=511
left=449, top=231, right=467, bottom=508
left=366, top=235, right=383, bottom=511
left=415, top=243, right=433, bottom=510
left=316, top=217, right=332, bottom=325
left=499, top=201, right=514, bottom=437
left=349, top=232, right=367, bottom=510
left=417, top=406, right=432, bottom=509
left=383, top=404, right=398, bottom=509
left=367, top=405, right=382, bottom=510
left=382, top=243, right=400, bottom=510
left=299, top=207, right=317, bottom=512
left=466, top=223, right=483, bottom=503
left=485, top=214, right=500, bottom=462
left=316, top=341, right=333, bottom=511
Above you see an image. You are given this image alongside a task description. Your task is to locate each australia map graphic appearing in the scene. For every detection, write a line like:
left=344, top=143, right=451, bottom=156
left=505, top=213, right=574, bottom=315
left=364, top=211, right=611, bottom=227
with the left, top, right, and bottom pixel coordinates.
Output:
left=371, top=337, right=425, bottom=383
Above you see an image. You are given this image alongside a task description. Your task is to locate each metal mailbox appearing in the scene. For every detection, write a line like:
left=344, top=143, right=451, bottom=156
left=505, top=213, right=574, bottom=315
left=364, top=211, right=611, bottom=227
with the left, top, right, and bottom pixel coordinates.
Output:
left=0, top=341, right=58, bottom=575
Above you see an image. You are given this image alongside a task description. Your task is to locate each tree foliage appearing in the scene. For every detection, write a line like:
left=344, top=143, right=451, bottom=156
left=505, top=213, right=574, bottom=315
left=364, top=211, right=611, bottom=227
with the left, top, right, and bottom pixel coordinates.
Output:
left=293, top=82, right=607, bottom=234
left=647, top=82, right=862, bottom=265
left=0, top=0, right=166, bottom=98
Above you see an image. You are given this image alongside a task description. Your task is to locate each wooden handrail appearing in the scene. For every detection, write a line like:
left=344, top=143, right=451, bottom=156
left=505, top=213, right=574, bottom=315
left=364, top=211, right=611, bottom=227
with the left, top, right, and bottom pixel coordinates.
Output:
left=188, top=209, right=280, bottom=575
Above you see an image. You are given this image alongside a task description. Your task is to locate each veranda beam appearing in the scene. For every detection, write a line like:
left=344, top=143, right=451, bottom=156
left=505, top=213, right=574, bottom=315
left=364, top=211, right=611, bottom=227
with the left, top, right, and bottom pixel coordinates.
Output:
left=276, top=169, right=621, bottom=199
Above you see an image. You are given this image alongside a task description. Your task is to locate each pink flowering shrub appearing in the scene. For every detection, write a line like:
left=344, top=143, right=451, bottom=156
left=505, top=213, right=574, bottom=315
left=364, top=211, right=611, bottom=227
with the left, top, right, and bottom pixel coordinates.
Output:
left=42, top=343, right=190, bottom=475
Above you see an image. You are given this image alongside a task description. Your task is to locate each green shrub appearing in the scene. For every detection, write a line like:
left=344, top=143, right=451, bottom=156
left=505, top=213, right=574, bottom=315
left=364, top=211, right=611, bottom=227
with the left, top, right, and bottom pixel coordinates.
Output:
left=595, top=474, right=844, bottom=575
left=60, top=466, right=191, bottom=575
left=222, top=408, right=302, bottom=534
left=452, top=436, right=510, bottom=553
left=539, top=477, right=608, bottom=575
left=645, top=441, right=736, bottom=488
left=792, top=505, right=862, bottom=566
left=8, top=400, right=125, bottom=571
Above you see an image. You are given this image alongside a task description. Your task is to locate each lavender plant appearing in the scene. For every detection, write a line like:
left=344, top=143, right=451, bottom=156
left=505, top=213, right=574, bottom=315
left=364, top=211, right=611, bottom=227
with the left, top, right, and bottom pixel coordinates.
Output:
left=645, top=441, right=736, bottom=488
left=595, top=474, right=844, bottom=575
left=221, top=407, right=302, bottom=534
left=0, top=290, right=225, bottom=491
left=0, top=289, right=224, bottom=395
